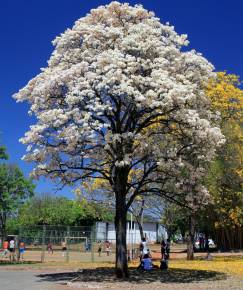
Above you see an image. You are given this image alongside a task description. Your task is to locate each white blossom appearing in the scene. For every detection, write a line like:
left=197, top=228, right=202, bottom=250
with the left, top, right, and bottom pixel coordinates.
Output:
left=14, top=2, right=224, bottom=206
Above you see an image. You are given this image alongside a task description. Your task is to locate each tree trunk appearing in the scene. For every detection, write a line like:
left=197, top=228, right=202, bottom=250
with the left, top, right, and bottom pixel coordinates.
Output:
left=0, top=211, right=7, bottom=245
left=137, top=220, right=144, bottom=241
left=133, top=199, right=145, bottom=240
left=115, top=192, right=128, bottom=278
left=187, top=213, right=196, bottom=260
left=113, top=165, right=129, bottom=279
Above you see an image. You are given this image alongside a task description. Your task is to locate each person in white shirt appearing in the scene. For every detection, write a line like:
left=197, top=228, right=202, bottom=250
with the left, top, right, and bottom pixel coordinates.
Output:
left=9, top=238, right=15, bottom=262
left=140, top=237, right=149, bottom=259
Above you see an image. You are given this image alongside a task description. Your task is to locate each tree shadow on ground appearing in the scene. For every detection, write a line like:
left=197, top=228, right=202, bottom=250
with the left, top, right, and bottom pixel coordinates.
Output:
left=37, top=267, right=226, bottom=285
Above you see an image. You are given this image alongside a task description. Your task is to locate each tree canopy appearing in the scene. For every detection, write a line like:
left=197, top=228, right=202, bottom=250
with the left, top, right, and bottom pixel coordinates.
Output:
left=0, top=163, right=35, bottom=241
left=14, top=2, right=224, bottom=277
left=7, top=195, right=113, bottom=231
left=158, top=72, right=243, bottom=250
left=204, top=72, right=243, bottom=249
left=0, top=146, right=8, bottom=160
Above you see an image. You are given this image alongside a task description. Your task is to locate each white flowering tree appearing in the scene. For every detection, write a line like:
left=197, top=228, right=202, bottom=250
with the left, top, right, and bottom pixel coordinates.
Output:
left=14, top=2, right=224, bottom=277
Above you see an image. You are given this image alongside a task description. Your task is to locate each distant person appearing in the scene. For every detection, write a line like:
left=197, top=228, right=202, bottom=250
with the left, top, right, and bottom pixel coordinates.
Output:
left=9, top=238, right=15, bottom=262
left=205, top=236, right=212, bottom=260
left=205, top=236, right=209, bottom=252
left=165, top=239, right=171, bottom=259
left=61, top=241, right=67, bottom=257
left=199, top=233, right=204, bottom=250
left=105, top=240, right=111, bottom=256
left=160, top=252, right=169, bottom=270
left=141, top=253, right=153, bottom=270
left=47, top=242, right=53, bottom=254
left=85, top=240, right=91, bottom=252
left=140, top=237, right=148, bottom=259
left=161, top=240, right=166, bottom=259
left=137, top=252, right=159, bottom=271
left=97, top=241, right=102, bottom=257
left=2, top=240, right=9, bottom=258
left=161, top=239, right=170, bottom=270
left=18, top=241, right=25, bottom=261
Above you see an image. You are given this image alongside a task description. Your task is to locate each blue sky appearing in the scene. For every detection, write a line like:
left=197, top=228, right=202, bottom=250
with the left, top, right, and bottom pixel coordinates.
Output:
left=0, top=0, right=243, bottom=197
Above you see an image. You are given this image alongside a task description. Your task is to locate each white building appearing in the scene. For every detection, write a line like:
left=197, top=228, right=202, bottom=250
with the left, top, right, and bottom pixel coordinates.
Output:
left=96, top=220, right=167, bottom=244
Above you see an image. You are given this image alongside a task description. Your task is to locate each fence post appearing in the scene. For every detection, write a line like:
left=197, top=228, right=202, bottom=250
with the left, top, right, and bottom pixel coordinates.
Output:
left=41, top=225, right=46, bottom=263
left=91, top=224, right=95, bottom=262
left=66, top=226, right=70, bottom=263
left=17, top=227, right=23, bottom=262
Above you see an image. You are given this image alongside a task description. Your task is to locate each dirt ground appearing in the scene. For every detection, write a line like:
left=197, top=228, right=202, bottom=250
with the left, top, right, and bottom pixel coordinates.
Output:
left=0, top=249, right=116, bottom=263
left=0, top=244, right=242, bottom=290
left=1, top=243, right=239, bottom=264
left=0, top=266, right=242, bottom=290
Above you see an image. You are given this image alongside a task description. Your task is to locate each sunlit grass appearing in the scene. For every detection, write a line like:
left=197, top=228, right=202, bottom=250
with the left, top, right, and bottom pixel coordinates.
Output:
left=129, top=256, right=243, bottom=277
left=1, top=256, right=243, bottom=278
left=170, top=257, right=243, bottom=278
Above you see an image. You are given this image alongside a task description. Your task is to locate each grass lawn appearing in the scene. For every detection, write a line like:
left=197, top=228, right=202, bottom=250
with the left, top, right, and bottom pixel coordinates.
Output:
left=169, top=256, right=243, bottom=278
left=1, top=255, right=243, bottom=278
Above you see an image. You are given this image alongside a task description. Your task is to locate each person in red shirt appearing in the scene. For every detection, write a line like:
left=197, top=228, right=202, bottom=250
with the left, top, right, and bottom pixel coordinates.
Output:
left=3, top=240, right=9, bottom=250
left=1, top=240, right=9, bottom=258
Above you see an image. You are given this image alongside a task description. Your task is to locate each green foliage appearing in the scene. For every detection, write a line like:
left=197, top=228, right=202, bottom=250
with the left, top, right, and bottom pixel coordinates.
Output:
left=0, top=163, right=35, bottom=238
left=0, top=146, right=8, bottom=160
left=0, top=164, right=35, bottom=209
left=161, top=203, right=188, bottom=240
left=196, top=72, right=243, bottom=249
left=13, top=195, right=113, bottom=227
left=6, top=218, right=19, bottom=235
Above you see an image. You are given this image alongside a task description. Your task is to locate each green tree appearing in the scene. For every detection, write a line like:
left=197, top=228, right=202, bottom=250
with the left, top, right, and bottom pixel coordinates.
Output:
left=162, top=73, right=243, bottom=253
left=12, top=195, right=113, bottom=228
left=0, top=164, right=35, bottom=241
left=204, top=72, right=243, bottom=250
left=0, top=146, right=8, bottom=160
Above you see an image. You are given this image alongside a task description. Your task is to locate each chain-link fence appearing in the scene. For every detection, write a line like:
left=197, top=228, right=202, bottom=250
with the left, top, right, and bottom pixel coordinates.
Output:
left=0, top=225, right=140, bottom=263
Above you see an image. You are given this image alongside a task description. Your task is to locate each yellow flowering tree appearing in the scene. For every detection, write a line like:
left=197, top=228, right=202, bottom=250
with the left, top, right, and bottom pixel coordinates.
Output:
left=204, top=72, right=243, bottom=249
